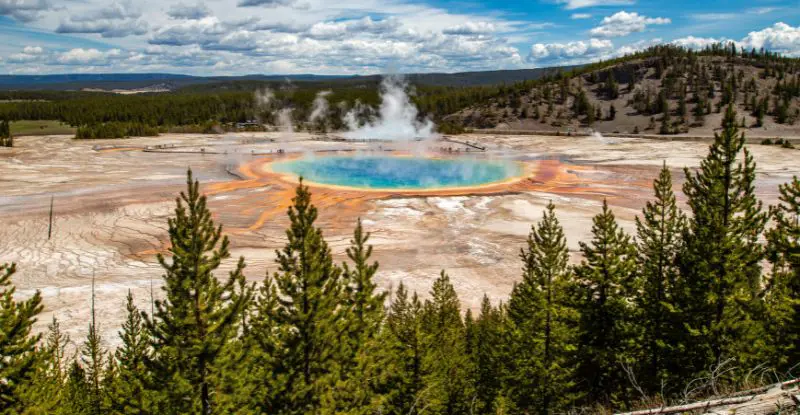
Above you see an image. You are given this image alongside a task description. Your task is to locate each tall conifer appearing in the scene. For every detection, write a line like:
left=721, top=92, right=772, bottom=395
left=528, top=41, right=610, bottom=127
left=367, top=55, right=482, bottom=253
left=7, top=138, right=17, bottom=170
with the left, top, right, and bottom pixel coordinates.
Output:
left=635, top=164, right=686, bottom=391
left=383, top=283, right=425, bottom=415
left=506, top=202, right=579, bottom=414
left=574, top=201, right=639, bottom=406
left=468, top=295, right=506, bottom=414
left=268, top=179, right=345, bottom=413
left=145, top=169, right=251, bottom=414
left=81, top=274, right=106, bottom=414
left=679, top=104, right=767, bottom=374
left=321, top=218, right=387, bottom=413
left=0, top=263, right=43, bottom=413
left=764, top=177, right=800, bottom=370
left=110, top=291, right=153, bottom=414
left=420, top=271, right=473, bottom=415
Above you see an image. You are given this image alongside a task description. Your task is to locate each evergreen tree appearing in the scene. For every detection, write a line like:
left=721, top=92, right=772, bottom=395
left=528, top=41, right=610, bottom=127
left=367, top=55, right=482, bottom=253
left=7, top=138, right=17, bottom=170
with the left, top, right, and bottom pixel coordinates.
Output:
left=574, top=201, right=639, bottom=406
left=505, top=202, right=579, bottom=414
left=21, top=317, right=68, bottom=413
left=468, top=295, right=506, bottom=414
left=764, top=177, right=800, bottom=371
left=321, top=219, right=387, bottom=413
left=679, top=104, right=768, bottom=376
left=268, top=179, right=345, bottom=413
left=420, top=271, right=473, bottom=415
left=341, top=218, right=385, bottom=364
left=383, top=284, right=426, bottom=415
left=635, top=164, right=686, bottom=392
left=110, top=291, right=153, bottom=414
left=238, top=274, right=283, bottom=414
left=145, top=169, right=251, bottom=414
left=0, top=263, right=43, bottom=413
left=0, top=119, right=12, bottom=147
left=660, top=105, right=672, bottom=134
left=81, top=275, right=106, bottom=414
left=60, top=362, right=91, bottom=415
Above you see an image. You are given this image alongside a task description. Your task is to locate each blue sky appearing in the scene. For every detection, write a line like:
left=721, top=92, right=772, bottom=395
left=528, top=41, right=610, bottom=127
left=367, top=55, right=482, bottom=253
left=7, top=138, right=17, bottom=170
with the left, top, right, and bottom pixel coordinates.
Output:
left=0, top=0, right=798, bottom=75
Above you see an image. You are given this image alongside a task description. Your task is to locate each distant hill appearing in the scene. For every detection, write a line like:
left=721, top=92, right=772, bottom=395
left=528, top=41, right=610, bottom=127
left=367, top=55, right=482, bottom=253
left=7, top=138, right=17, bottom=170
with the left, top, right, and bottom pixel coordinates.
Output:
left=0, top=66, right=581, bottom=91
left=442, top=44, right=800, bottom=137
left=0, top=73, right=352, bottom=91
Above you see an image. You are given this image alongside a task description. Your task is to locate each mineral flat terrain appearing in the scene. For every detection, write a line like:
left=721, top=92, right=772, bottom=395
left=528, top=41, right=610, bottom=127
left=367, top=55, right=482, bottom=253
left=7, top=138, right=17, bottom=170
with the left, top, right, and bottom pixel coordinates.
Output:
left=1, top=132, right=796, bottom=347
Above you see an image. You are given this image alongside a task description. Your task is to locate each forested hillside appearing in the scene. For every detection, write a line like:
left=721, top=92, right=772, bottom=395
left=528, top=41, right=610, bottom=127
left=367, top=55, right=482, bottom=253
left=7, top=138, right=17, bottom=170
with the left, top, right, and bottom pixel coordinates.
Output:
left=444, top=43, right=800, bottom=135
left=0, top=43, right=798, bottom=139
left=1, top=106, right=799, bottom=414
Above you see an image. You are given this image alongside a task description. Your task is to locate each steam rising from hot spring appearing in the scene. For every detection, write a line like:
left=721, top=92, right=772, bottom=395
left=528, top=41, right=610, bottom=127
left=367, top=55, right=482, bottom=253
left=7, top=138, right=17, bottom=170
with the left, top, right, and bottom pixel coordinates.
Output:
left=342, top=75, right=436, bottom=141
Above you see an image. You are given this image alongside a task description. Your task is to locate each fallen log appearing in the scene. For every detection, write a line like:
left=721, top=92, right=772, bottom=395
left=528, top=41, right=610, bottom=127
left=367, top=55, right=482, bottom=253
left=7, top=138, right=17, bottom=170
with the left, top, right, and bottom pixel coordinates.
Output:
left=616, top=378, right=800, bottom=415
left=615, top=395, right=755, bottom=415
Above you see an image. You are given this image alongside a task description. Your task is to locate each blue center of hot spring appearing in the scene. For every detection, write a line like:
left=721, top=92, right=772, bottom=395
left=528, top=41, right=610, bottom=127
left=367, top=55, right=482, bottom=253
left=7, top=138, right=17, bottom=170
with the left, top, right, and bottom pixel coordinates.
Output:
left=270, top=155, right=522, bottom=190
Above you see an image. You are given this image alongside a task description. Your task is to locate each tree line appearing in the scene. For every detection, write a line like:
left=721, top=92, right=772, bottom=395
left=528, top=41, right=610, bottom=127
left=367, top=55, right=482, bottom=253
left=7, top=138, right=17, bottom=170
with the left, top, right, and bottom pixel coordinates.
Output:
left=0, top=119, right=11, bottom=147
left=1, top=105, right=799, bottom=414
left=2, top=43, right=797, bottom=140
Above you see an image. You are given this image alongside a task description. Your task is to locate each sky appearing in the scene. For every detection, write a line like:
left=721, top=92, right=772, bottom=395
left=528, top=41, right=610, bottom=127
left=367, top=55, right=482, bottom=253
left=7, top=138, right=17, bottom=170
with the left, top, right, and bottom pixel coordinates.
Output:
left=0, top=0, right=798, bottom=76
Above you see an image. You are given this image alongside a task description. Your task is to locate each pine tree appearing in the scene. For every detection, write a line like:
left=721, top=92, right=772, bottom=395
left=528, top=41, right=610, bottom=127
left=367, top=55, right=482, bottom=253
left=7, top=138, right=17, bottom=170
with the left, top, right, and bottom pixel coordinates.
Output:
left=341, top=218, right=385, bottom=363
left=505, top=202, right=579, bottom=414
left=421, top=271, right=473, bottom=415
left=0, top=262, right=43, bottom=413
left=383, top=283, right=426, bottom=415
left=110, top=291, right=153, bottom=414
left=145, top=169, right=252, bottom=414
left=268, top=179, right=345, bottom=413
left=468, top=295, right=506, bottom=414
left=21, top=317, right=68, bottom=413
left=81, top=274, right=106, bottom=414
left=660, top=105, right=672, bottom=134
left=60, top=362, right=91, bottom=415
left=679, top=104, right=768, bottom=377
left=238, top=274, right=282, bottom=414
left=764, top=177, right=800, bottom=371
left=323, top=219, right=388, bottom=413
left=574, top=201, right=639, bottom=406
left=635, top=164, right=686, bottom=393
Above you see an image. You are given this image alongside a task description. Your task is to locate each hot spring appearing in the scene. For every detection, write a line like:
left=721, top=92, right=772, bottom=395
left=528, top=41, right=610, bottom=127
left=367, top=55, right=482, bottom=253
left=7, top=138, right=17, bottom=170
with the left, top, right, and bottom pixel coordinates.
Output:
left=270, top=155, right=524, bottom=190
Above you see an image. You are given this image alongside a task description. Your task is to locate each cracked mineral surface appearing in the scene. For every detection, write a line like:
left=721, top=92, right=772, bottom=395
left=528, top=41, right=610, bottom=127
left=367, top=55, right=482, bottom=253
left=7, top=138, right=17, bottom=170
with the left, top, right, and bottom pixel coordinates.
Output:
left=1, top=131, right=796, bottom=350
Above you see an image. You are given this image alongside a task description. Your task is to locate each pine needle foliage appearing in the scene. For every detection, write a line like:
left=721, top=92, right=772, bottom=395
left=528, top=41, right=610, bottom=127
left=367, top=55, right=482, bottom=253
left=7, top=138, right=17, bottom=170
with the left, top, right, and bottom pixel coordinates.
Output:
left=145, top=169, right=251, bottom=414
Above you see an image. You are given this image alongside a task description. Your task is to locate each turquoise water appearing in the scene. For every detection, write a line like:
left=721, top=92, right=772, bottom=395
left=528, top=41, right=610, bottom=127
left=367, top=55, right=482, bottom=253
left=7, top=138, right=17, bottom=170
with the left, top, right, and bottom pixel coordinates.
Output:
left=270, top=155, right=522, bottom=190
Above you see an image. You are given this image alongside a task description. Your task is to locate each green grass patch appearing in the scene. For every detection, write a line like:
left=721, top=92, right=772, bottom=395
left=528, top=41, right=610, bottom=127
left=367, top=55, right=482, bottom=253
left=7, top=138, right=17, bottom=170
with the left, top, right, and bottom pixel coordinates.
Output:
left=10, top=120, right=76, bottom=136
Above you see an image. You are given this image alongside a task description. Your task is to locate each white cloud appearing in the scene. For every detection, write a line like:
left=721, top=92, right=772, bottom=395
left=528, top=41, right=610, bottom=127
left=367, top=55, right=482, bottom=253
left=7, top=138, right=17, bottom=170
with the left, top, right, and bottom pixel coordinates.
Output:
left=555, top=0, right=634, bottom=10
left=443, top=21, right=496, bottom=35
left=571, top=13, right=592, bottom=19
left=590, top=11, right=670, bottom=38
left=56, top=1, right=148, bottom=37
left=237, top=0, right=296, bottom=7
left=23, top=45, right=43, bottom=55
left=0, top=0, right=49, bottom=21
left=149, top=16, right=228, bottom=46
left=740, top=22, right=800, bottom=56
left=167, top=2, right=211, bottom=19
left=748, top=7, right=779, bottom=15
left=56, top=48, right=124, bottom=65
left=670, top=23, right=800, bottom=57
left=57, top=19, right=149, bottom=38
left=671, top=36, right=725, bottom=50
left=690, top=13, right=736, bottom=21
left=307, top=17, right=400, bottom=40
left=529, top=38, right=614, bottom=64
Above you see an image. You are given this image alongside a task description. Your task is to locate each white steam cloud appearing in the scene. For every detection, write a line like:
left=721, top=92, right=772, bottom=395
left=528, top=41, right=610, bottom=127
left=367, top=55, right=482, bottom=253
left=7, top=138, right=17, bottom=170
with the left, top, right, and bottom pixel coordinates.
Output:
left=255, top=87, right=275, bottom=108
left=278, top=108, right=294, bottom=133
left=309, top=90, right=332, bottom=124
left=342, top=75, right=436, bottom=141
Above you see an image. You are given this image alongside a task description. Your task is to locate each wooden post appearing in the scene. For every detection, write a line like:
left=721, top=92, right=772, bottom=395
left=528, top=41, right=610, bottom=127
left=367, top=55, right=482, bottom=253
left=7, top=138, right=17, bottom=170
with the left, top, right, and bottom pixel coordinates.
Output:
left=48, top=195, right=54, bottom=240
